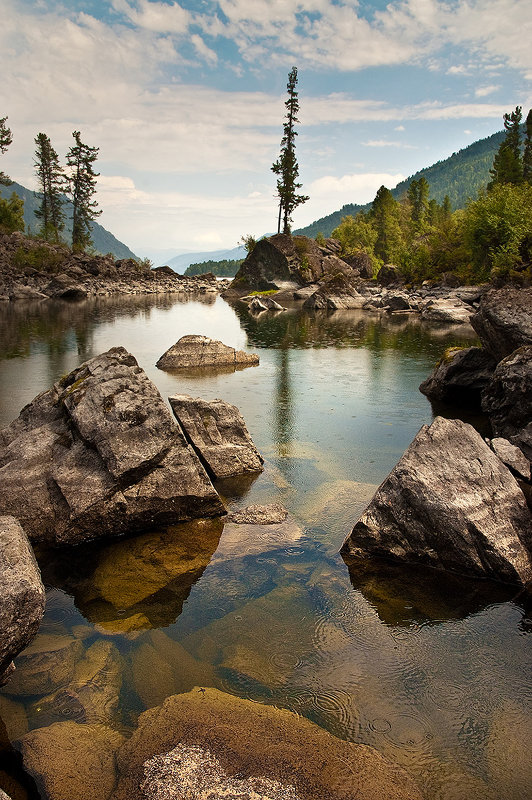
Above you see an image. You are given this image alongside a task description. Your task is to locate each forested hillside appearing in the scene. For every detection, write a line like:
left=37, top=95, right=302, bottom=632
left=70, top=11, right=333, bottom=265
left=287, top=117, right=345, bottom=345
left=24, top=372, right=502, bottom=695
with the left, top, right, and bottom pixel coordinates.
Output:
left=296, top=129, right=506, bottom=238
left=0, top=180, right=138, bottom=260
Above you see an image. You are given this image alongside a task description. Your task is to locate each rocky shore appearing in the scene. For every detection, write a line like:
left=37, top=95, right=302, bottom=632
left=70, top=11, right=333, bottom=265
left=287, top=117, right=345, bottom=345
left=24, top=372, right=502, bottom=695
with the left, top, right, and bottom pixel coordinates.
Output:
left=0, top=232, right=229, bottom=301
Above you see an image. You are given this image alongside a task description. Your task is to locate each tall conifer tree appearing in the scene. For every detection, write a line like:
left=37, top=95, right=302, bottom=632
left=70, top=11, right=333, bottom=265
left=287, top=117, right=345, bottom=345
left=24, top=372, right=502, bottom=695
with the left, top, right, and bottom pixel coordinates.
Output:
left=66, top=130, right=101, bottom=251
left=0, top=116, right=13, bottom=186
left=34, top=133, right=65, bottom=242
left=488, top=106, right=523, bottom=188
left=523, top=108, right=532, bottom=184
left=271, top=67, right=309, bottom=235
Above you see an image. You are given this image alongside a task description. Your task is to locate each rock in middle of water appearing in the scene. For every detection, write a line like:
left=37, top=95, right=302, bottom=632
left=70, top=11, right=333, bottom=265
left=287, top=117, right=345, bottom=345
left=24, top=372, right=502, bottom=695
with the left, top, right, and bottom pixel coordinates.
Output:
left=156, top=335, right=259, bottom=371
left=341, top=416, right=532, bottom=585
left=0, top=347, right=225, bottom=546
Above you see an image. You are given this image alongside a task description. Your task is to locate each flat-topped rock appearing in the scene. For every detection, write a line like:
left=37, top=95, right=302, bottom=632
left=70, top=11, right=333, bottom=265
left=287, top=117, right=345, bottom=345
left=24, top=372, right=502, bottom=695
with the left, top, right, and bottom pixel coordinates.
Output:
left=0, top=347, right=225, bottom=545
left=156, top=335, right=258, bottom=370
left=169, top=395, right=264, bottom=480
left=111, top=688, right=424, bottom=800
left=341, top=416, right=532, bottom=585
left=0, top=516, right=45, bottom=686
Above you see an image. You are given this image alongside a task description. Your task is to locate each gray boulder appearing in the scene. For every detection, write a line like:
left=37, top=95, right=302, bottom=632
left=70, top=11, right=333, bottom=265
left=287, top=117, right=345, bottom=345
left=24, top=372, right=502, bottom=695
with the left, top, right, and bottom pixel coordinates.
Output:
left=421, top=298, right=474, bottom=324
left=341, top=416, right=532, bottom=585
left=419, top=346, right=496, bottom=407
left=0, top=347, right=225, bottom=545
left=169, top=395, right=264, bottom=480
left=303, top=272, right=365, bottom=311
left=491, top=438, right=531, bottom=482
left=377, top=264, right=404, bottom=286
left=471, top=287, right=532, bottom=360
left=156, top=335, right=259, bottom=370
left=482, top=345, right=532, bottom=461
left=0, top=516, right=45, bottom=686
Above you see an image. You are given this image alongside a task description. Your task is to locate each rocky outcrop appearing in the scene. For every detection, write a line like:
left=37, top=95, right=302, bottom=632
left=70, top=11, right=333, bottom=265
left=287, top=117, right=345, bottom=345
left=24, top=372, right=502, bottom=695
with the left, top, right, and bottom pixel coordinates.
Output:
left=225, top=235, right=356, bottom=297
left=156, top=335, right=259, bottom=371
left=20, top=721, right=124, bottom=800
left=490, top=437, right=531, bottom=481
left=302, top=272, right=365, bottom=311
left=140, top=744, right=300, bottom=800
left=471, top=287, right=532, bottom=360
left=0, top=516, right=45, bottom=686
left=482, top=345, right=532, bottom=460
left=341, top=416, right=532, bottom=585
left=111, top=688, right=424, bottom=800
left=169, top=395, right=264, bottom=480
left=419, top=346, right=496, bottom=407
left=377, top=264, right=404, bottom=286
left=0, top=347, right=225, bottom=545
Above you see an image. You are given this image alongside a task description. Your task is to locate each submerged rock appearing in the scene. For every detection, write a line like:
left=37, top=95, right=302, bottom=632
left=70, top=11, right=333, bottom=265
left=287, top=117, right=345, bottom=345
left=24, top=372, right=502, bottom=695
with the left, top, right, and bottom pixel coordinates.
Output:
left=141, top=743, right=300, bottom=800
left=341, top=416, right=532, bottom=585
left=20, top=721, right=124, bottom=800
left=169, top=395, right=264, bottom=480
left=0, top=516, right=45, bottom=686
left=471, top=287, right=532, bottom=360
left=156, top=334, right=259, bottom=371
left=0, top=347, right=225, bottom=545
left=4, top=634, right=83, bottom=697
left=111, top=688, right=424, bottom=800
left=419, top=346, right=496, bottom=407
left=228, top=504, right=288, bottom=524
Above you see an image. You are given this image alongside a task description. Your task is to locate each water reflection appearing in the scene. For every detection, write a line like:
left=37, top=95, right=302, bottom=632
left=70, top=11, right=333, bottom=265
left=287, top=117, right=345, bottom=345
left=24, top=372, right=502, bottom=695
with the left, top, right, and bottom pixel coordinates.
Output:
left=38, top=518, right=224, bottom=633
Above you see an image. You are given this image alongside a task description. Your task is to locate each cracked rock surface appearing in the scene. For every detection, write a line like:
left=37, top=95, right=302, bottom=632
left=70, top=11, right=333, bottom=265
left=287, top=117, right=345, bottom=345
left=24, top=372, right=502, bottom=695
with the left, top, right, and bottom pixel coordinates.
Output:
left=156, top=335, right=259, bottom=371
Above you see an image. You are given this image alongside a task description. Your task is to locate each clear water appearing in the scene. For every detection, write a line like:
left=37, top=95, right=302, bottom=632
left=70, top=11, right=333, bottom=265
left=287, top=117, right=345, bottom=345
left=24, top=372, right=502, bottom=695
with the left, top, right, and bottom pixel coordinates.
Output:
left=0, top=294, right=530, bottom=800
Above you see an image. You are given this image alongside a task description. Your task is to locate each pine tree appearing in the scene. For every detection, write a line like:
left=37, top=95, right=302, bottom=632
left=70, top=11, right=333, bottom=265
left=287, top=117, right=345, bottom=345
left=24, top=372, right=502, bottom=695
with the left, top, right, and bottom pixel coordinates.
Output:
left=34, top=133, right=66, bottom=243
left=369, top=186, right=404, bottom=263
left=407, top=177, right=430, bottom=224
left=488, top=106, right=523, bottom=189
left=523, top=108, right=532, bottom=184
left=66, top=130, right=102, bottom=251
left=271, top=67, right=309, bottom=235
left=0, top=116, right=13, bottom=186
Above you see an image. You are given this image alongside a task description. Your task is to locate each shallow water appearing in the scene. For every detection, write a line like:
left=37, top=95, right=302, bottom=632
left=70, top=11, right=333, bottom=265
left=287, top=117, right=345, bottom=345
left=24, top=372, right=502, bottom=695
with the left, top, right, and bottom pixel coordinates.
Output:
left=0, top=294, right=530, bottom=800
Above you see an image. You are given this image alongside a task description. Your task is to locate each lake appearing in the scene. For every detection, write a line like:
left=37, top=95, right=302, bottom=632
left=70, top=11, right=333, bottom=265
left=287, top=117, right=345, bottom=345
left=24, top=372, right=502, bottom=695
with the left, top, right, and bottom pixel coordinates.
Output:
left=0, top=293, right=530, bottom=800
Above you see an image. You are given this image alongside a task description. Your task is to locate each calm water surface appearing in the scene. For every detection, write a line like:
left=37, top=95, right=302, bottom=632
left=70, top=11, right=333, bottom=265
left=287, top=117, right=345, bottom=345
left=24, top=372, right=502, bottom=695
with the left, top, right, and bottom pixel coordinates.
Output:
left=0, top=294, right=530, bottom=800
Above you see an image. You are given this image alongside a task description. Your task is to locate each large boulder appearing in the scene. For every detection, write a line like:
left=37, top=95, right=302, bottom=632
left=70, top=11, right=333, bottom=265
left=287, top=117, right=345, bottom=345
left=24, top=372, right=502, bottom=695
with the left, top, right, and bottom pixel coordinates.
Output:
left=169, top=395, right=264, bottom=480
left=470, top=287, right=532, bottom=360
left=482, top=345, right=532, bottom=461
left=111, top=688, right=424, bottom=800
left=156, top=335, right=259, bottom=371
left=0, top=347, right=225, bottom=545
left=0, top=516, right=45, bottom=686
left=302, top=272, right=365, bottom=311
left=341, top=416, right=532, bottom=585
left=226, top=235, right=354, bottom=296
left=420, top=297, right=474, bottom=325
left=419, top=346, right=496, bottom=407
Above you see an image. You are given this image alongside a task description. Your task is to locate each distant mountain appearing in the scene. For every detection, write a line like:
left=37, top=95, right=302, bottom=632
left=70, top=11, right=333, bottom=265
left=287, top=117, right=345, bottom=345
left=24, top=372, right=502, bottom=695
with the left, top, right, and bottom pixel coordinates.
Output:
left=0, top=180, right=139, bottom=261
left=295, top=128, right=506, bottom=239
left=166, top=245, right=246, bottom=273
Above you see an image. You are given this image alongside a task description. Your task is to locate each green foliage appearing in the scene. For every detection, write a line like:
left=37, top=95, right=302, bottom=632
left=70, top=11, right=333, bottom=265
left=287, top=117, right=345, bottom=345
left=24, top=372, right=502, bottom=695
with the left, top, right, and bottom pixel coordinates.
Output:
left=523, top=109, right=532, bottom=184
left=271, top=67, right=309, bottom=234
left=34, top=132, right=66, bottom=243
left=185, top=258, right=243, bottom=277
left=248, top=289, right=279, bottom=296
left=488, top=106, right=524, bottom=189
left=239, top=234, right=257, bottom=253
left=12, top=242, right=66, bottom=273
left=0, top=115, right=13, bottom=186
left=0, top=192, right=24, bottom=233
left=67, top=130, right=101, bottom=252
left=315, top=232, right=326, bottom=246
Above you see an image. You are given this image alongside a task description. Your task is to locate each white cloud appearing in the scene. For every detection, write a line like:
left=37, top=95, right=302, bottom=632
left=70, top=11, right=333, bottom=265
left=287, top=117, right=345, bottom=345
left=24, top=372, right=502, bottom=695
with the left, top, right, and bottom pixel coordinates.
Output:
left=362, top=140, right=416, bottom=149
left=475, top=85, right=500, bottom=97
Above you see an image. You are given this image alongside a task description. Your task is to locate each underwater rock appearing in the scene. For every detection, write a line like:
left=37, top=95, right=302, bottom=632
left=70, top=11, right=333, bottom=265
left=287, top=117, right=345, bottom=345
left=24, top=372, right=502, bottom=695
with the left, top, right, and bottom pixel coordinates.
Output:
left=486, top=700, right=532, bottom=800
left=419, top=346, right=496, bottom=407
left=4, top=634, right=83, bottom=698
left=0, top=347, right=225, bottom=545
left=0, top=695, right=28, bottom=744
left=341, top=416, right=532, bottom=585
left=228, top=504, right=288, bottom=524
left=140, top=743, right=300, bottom=800
left=471, top=286, right=532, bottom=360
left=20, top=721, right=124, bottom=800
left=111, top=687, right=424, bottom=800
left=156, top=334, right=259, bottom=370
left=0, top=516, right=45, bottom=686
left=169, top=395, right=264, bottom=480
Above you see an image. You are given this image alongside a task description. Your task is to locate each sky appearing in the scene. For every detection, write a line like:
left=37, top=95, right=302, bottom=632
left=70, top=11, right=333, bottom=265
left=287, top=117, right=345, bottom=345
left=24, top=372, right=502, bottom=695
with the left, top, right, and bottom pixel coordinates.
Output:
left=1, top=0, right=531, bottom=260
